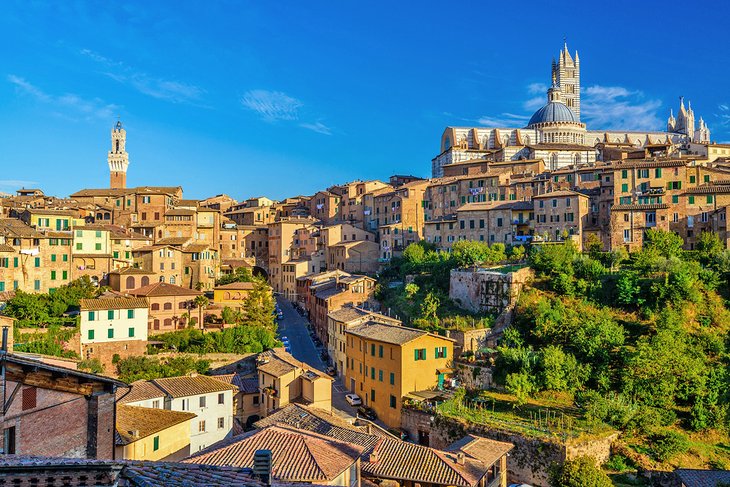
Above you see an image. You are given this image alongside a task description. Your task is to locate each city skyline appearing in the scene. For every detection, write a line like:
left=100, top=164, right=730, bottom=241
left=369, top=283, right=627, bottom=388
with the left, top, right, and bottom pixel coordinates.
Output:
left=2, top=1, right=729, bottom=199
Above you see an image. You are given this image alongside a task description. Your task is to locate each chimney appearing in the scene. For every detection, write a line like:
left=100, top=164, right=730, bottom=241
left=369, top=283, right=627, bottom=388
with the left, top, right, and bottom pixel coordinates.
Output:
left=253, top=449, right=273, bottom=487
left=455, top=452, right=465, bottom=465
left=369, top=450, right=379, bottom=463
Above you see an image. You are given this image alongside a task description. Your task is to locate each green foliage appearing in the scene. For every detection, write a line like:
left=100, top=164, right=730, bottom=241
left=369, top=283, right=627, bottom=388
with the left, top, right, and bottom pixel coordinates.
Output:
left=404, top=283, right=419, bottom=300
left=538, top=345, right=589, bottom=392
left=13, top=325, right=79, bottom=358
left=451, top=240, right=506, bottom=267
left=643, top=228, right=684, bottom=259
left=221, top=306, right=236, bottom=324
left=549, top=456, right=612, bottom=487
left=603, top=454, right=634, bottom=472
left=242, top=277, right=276, bottom=330
left=509, top=245, right=526, bottom=262
left=647, top=429, right=690, bottom=462
left=153, top=324, right=278, bottom=355
left=4, top=277, right=100, bottom=326
left=78, top=358, right=104, bottom=374
left=216, top=266, right=254, bottom=286
left=529, top=241, right=577, bottom=277
left=116, top=355, right=211, bottom=383
left=505, top=372, right=533, bottom=406
left=420, top=292, right=440, bottom=323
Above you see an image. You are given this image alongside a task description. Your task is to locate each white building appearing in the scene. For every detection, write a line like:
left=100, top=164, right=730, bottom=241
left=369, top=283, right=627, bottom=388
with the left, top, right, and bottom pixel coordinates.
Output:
left=120, top=374, right=238, bottom=453
left=78, top=296, right=149, bottom=367
left=432, top=43, right=712, bottom=177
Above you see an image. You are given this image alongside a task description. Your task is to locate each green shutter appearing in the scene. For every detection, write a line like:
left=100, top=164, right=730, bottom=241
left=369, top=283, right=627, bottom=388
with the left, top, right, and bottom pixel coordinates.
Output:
left=153, top=436, right=159, bottom=451
left=128, top=309, right=134, bottom=319
left=88, top=330, right=94, bottom=340
left=129, top=327, right=135, bottom=337
left=108, top=310, right=114, bottom=320
left=414, top=349, right=419, bottom=361
left=108, top=329, right=114, bottom=339
left=89, top=311, right=95, bottom=321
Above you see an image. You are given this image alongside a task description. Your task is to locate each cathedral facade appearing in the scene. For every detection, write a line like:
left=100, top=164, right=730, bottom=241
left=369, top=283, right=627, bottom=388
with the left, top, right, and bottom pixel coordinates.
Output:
left=432, top=43, right=712, bottom=177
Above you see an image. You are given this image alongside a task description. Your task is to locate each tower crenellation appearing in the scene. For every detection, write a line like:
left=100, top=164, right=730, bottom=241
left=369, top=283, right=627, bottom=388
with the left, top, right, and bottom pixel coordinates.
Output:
left=108, top=120, right=129, bottom=189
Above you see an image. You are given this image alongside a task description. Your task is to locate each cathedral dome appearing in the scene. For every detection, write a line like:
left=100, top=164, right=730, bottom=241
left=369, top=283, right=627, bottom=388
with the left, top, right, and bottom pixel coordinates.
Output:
left=527, top=101, right=578, bottom=127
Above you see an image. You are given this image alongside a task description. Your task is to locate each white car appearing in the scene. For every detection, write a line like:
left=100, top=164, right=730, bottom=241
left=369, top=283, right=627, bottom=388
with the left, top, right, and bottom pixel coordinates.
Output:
left=345, top=393, right=362, bottom=406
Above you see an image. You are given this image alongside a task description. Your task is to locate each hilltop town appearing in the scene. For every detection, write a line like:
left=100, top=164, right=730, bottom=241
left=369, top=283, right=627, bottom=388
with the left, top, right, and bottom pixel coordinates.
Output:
left=1, top=44, right=729, bottom=487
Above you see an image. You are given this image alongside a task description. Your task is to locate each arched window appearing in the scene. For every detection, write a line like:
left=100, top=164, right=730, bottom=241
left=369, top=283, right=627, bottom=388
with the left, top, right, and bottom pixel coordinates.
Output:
left=159, top=276, right=165, bottom=282
left=550, top=153, right=559, bottom=170
left=153, top=319, right=160, bottom=330
left=574, top=153, right=582, bottom=165
left=104, top=213, right=110, bottom=220
left=164, top=318, right=172, bottom=327
left=170, top=276, right=176, bottom=284
left=126, top=276, right=135, bottom=289
left=141, top=276, right=150, bottom=286
left=224, top=292, right=231, bottom=300
left=116, top=140, right=120, bottom=152
left=151, top=303, right=160, bottom=311
left=163, top=302, right=172, bottom=310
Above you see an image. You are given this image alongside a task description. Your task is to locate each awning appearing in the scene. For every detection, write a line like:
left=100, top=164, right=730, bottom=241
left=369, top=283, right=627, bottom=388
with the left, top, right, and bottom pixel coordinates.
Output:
left=436, top=368, right=453, bottom=374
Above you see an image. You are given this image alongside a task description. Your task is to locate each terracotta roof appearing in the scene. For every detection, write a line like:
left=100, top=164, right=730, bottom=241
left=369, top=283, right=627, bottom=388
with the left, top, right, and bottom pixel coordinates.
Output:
left=165, top=208, right=196, bottom=216
left=0, top=244, right=15, bottom=252
left=185, top=425, right=364, bottom=483
left=611, top=204, right=670, bottom=210
left=79, top=297, right=149, bottom=311
left=254, top=404, right=380, bottom=449
left=116, top=405, right=196, bottom=445
left=346, top=321, right=451, bottom=346
left=257, top=350, right=331, bottom=380
left=684, top=184, right=730, bottom=194
left=129, top=282, right=202, bottom=297
left=156, top=237, right=191, bottom=246
left=444, top=435, right=513, bottom=466
left=152, top=374, right=238, bottom=398
left=117, top=380, right=166, bottom=404
left=327, top=307, right=372, bottom=323
left=182, top=244, right=213, bottom=253
left=108, top=267, right=156, bottom=276
left=238, top=377, right=260, bottom=394
left=610, top=159, right=688, bottom=168
left=533, top=189, right=590, bottom=199
left=674, top=469, right=730, bottom=487
left=214, top=281, right=255, bottom=291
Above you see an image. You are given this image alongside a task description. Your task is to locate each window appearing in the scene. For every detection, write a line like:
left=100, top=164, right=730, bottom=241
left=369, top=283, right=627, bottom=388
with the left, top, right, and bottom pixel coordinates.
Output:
left=390, top=395, right=396, bottom=408
left=76, top=242, right=83, bottom=250
left=390, top=372, right=395, bottom=385
left=497, top=218, right=503, bottom=227
left=88, top=311, right=96, bottom=321
left=153, top=435, right=160, bottom=451
left=127, top=309, right=134, bottom=319
left=414, top=349, right=426, bottom=361
left=152, top=400, right=160, bottom=408
left=88, top=330, right=95, bottom=340
left=370, top=368, right=375, bottom=380
left=22, top=387, right=37, bottom=411
left=218, top=417, right=225, bottom=429
left=672, top=195, right=679, bottom=204
left=435, top=347, right=448, bottom=358
left=638, top=169, right=649, bottom=178
left=379, top=370, right=383, bottom=382
left=688, top=196, right=695, bottom=205
left=108, top=329, right=114, bottom=339
left=370, top=389, right=375, bottom=402
left=704, top=175, right=710, bottom=183
left=371, top=344, right=376, bottom=356
left=621, top=183, right=628, bottom=193
left=218, top=393, right=225, bottom=404
left=51, top=271, right=56, bottom=280
left=655, top=168, right=662, bottom=178
left=621, top=169, right=628, bottom=179
left=198, top=420, right=206, bottom=432
left=182, top=399, right=189, bottom=411
left=623, top=229, right=630, bottom=242
left=108, top=310, right=114, bottom=320
left=51, top=254, right=56, bottom=262
left=378, top=345, right=383, bottom=358
left=128, top=327, right=135, bottom=338
left=479, top=219, right=485, bottom=229
left=200, top=396, right=207, bottom=408
left=690, top=175, right=696, bottom=184
left=707, top=195, right=714, bottom=204
left=34, top=257, right=40, bottom=267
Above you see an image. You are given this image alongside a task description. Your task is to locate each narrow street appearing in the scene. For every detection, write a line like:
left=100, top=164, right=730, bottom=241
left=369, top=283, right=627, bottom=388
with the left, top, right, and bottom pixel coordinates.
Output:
left=275, top=296, right=358, bottom=420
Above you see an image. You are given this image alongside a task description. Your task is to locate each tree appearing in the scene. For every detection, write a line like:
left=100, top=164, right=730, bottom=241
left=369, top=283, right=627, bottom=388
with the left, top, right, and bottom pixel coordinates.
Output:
left=549, top=456, right=612, bottom=487
left=242, top=277, right=276, bottom=330
left=509, top=245, right=526, bottom=262
left=404, top=283, right=419, bottom=300
left=696, top=231, right=723, bottom=266
left=529, top=242, right=577, bottom=277
left=221, top=306, right=236, bottom=324
left=420, top=292, right=440, bottom=323
left=643, top=228, right=684, bottom=259
left=193, top=295, right=209, bottom=330
left=216, top=266, right=254, bottom=286
left=505, top=371, right=533, bottom=406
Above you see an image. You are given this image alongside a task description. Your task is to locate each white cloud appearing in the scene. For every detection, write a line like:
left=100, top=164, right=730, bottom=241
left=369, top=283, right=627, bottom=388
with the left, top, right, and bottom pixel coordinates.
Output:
left=581, top=85, right=663, bottom=131
left=718, top=104, right=728, bottom=111
left=241, top=90, right=303, bottom=122
left=0, top=179, right=39, bottom=188
left=527, top=82, right=547, bottom=95
left=299, top=121, right=332, bottom=135
left=80, top=49, right=204, bottom=104
left=477, top=112, right=529, bottom=128
left=7, top=75, right=118, bottom=121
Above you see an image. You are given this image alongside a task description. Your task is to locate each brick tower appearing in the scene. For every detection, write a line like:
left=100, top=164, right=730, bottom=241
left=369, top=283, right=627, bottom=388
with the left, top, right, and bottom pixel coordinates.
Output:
left=108, top=120, right=129, bottom=189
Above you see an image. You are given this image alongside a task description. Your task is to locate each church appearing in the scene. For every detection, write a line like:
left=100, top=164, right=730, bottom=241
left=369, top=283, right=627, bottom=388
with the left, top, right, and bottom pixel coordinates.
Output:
left=432, top=43, right=712, bottom=177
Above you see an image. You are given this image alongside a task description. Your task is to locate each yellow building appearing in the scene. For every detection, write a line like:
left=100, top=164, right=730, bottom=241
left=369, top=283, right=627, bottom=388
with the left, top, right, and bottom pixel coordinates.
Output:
left=213, top=281, right=255, bottom=310
left=345, top=321, right=454, bottom=428
left=257, top=349, right=333, bottom=417
left=115, top=405, right=196, bottom=461
left=21, top=209, right=84, bottom=231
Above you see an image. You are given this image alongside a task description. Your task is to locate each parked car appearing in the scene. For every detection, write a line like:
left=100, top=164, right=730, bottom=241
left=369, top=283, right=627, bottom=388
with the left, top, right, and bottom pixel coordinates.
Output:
left=357, top=406, right=377, bottom=421
left=345, top=393, right=362, bottom=406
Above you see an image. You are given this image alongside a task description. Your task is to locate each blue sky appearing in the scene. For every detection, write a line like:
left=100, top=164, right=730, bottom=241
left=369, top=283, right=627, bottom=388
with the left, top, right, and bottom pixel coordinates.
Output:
left=1, top=1, right=729, bottom=200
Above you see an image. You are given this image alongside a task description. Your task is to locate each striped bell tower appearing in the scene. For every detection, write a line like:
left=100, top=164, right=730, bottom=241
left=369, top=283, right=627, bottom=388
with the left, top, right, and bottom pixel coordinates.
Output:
left=556, top=42, right=580, bottom=120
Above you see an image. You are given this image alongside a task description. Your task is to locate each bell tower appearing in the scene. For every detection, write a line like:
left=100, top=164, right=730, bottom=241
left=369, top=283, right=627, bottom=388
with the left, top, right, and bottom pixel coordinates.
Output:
left=556, top=41, right=580, bottom=120
left=108, top=120, right=129, bottom=189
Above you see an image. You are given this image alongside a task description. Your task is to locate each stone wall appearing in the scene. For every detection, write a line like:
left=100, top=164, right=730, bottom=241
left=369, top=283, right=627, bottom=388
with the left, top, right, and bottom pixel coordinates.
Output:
left=454, top=362, right=493, bottom=389
left=401, top=408, right=617, bottom=487
left=449, top=266, right=532, bottom=314
left=447, top=328, right=491, bottom=356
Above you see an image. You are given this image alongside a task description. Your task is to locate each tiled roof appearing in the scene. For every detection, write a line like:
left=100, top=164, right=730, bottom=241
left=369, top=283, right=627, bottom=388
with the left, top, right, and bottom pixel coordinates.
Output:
left=116, top=405, right=196, bottom=445
left=108, top=267, right=156, bottom=275
left=239, top=377, right=260, bottom=394
left=254, top=404, right=380, bottom=450
left=165, top=208, right=196, bottom=216
left=684, top=184, right=730, bottom=194
left=611, top=204, right=670, bottom=210
left=257, top=350, right=331, bottom=380
left=346, top=321, right=446, bottom=346
left=129, top=282, right=202, bottom=297
left=610, top=159, right=688, bottom=168
left=533, top=189, right=589, bottom=198
left=0, top=244, right=15, bottom=252
left=184, top=425, right=364, bottom=482
left=674, top=469, right=730, bottom=487
left=182, top=244, right=212, bottom=253
left=327, top=307, right=372, bottom=323
left=117, top=380, right=166, bottom=404
left=156, top=237, right=191, bottom=246
left=151, top=374, right=239, bottom=399
left=79, top=297, right=149, bottom=311
left=528, top=143, right=593, bottom=150
left=444, top=435, right=513, bottom=467
left=214, top=281, right=255, bottom=290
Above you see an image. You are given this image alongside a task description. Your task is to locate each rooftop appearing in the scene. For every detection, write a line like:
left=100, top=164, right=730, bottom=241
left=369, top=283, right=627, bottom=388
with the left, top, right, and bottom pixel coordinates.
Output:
left=129, top=282, right=202, bottom=298
left=152, top=374, right=239, bottom=398
left=79, top=297, right=149, bottom=311
left=346, top=321, right=452, bottom=346
left=116, top=405, right=197, bottom=445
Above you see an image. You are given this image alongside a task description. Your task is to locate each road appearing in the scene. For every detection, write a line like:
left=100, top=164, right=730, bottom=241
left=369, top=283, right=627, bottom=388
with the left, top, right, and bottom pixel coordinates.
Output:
left=275, top=296, right=358, bottom=419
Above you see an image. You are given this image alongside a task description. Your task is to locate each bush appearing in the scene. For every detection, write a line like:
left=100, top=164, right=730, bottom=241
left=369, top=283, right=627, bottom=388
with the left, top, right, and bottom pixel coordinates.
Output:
left=603, top=454, right=634, bottom=472
left=648, top=430, right=689, bottom=462
left=549, top=456, right=612, bottom=487
left=78, top=358, right=104, bottom=374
